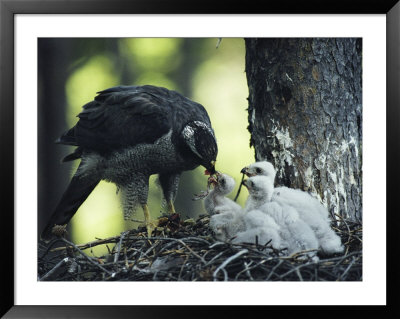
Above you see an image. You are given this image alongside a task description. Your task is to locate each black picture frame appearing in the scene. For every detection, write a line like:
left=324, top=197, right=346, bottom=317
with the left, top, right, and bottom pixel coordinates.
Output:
left=1, top=0, right=399, bottom=317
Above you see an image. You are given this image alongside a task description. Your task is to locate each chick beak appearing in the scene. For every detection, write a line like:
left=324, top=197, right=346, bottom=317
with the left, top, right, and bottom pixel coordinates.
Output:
left=241, top=166, right=249, bottom=175
left=241, top=179, right=248, bottom=188
left=208, top=176, right=218, bottom=187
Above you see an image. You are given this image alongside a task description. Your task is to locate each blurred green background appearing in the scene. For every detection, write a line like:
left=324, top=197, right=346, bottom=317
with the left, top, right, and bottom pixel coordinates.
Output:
left=38, top=38, right=253, bottom=255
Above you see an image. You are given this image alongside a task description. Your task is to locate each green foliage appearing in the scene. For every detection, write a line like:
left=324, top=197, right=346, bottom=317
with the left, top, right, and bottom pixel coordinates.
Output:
left=122, top=38, right=183, bottom=73
left=65, top=55, right=118, bottom=127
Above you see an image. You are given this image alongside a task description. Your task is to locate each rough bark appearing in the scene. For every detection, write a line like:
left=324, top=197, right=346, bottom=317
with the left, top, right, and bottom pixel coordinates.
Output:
left=245, top=38, right=362, bottom=221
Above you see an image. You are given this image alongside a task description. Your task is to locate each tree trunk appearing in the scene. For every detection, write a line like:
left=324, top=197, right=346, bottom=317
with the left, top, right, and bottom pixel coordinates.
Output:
left=38, top=39, right=71, bottom=236
left=245, top=38, right=362, bottom=221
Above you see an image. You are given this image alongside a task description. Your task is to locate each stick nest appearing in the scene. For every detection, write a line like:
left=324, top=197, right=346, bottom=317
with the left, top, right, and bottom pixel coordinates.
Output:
left=38, top=214, right=362, bottom=281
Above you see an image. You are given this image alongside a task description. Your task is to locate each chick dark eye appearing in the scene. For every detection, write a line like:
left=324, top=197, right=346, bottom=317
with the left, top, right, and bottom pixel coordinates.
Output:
left=220, top=179, right=226, bottom=186
left=256, top=168, right=262, bottom=173
left=250, top=181, right=254, bottom=187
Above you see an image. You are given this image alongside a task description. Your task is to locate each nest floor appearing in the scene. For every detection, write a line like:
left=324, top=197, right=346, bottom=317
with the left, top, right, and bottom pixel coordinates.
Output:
left=38, top=214, right=362, bottom=281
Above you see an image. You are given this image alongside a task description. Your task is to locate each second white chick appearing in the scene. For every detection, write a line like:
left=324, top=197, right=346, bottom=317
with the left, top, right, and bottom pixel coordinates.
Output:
left=242, top=161, right=344, bottom=255
left=243, top=175, right=319, bottom=256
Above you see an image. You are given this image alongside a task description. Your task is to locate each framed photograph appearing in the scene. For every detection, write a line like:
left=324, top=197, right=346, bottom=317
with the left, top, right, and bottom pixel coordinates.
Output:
left=1, top=0, right=398, bottom=317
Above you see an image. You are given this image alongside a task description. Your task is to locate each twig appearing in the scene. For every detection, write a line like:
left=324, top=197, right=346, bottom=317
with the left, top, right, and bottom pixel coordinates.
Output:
left=141, top=237, right=208, bottom=265
left=51, top=234, right=123, bottom=252
left=235, top=261, right=254, bottom=281
left=266, top=259, right=284, bottom=281
left=213, top=249, right=248, bottom=281
left=295, top=268, right=303, bottom=281
left=60, top=238, right=114, bottom=277
left=335, top=213, right=352, bottom=255
left=114, top=231, right=129, bottom=264
left=205, top=250, right=228, bottom=266
left=336, top=257, right=357, bottom=281
left=216, top=38, right=222, bottom=49
left=39, top=257, right=70, bottom=281
left=234, top=173, right=245, bottom=202
left=178, top=255, right=190, bottom=281
left=279, top=249, right=318, bottom=260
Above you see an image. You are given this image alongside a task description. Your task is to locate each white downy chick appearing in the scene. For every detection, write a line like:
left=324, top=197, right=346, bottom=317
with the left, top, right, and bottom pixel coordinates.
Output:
left=272, top=186, right=343, bottom=254
left=241, top=160, right=277, bottom=180
left=243, top=175, right=319, bottom=257
left=232, top=209, right=283, bottom=249
left=210, top=210, right=245, bottom=242
left=205, top=173, right=244, bottom=241
left=242, top=161, right=344, bottom=255
left=204, top=173, right=241, bottom=216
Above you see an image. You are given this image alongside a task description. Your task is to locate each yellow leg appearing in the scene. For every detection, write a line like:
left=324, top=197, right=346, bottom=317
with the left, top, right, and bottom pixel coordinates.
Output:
left=167, top=200, right=176, bottom=214
left=142, top=204, right=157, bottom=236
